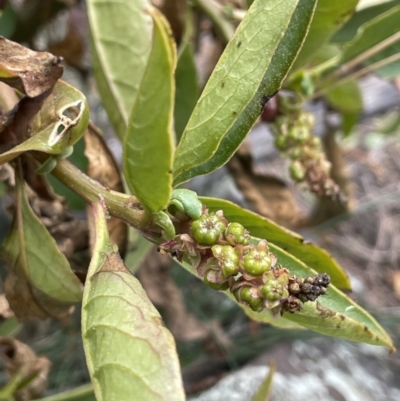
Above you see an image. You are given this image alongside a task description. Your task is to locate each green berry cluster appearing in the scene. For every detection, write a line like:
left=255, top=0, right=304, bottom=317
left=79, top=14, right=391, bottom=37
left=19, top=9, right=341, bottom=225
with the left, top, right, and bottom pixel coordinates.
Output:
left=159, top=208, right=330, bottom=316
left=272, top=106, right=340, bottom=199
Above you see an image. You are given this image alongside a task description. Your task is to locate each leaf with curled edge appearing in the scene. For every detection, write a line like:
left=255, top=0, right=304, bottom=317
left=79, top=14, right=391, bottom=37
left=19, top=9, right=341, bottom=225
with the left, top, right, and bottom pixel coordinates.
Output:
left=0, top=80, right=89, bottom=165
left=82, top=201, right=185, bottom=401
left=0, top=168, right=83, bottom=321
left=87, top=0, right=153, bottom=140
left=172, top=0, right=317, bottom=186
left=201, top=196, right=351, bottom=290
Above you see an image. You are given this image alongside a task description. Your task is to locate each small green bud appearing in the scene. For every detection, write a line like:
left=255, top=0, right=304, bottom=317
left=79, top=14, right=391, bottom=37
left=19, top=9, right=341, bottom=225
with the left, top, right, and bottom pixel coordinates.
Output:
left=288, top=146, right=302, bottom=160
left=243, top=247, right=272, bottom=276
left=298, top=112, right=315, bottom=128
left=224, top=222, right=250, bottom=246
left=311, top=136, right=322, bottom=149
left=204, top=269, right=229, bottom=291
left=168, top=189, right=203, bottom=220
left=191, top=212, right=227, bottom=246
left=288, top=126, right=310, bottom=143
left=211, top=245, right=240, bottom=278
left=274, top=134, right=287, bottom=150
left=289, top=161, right=306, bottom=182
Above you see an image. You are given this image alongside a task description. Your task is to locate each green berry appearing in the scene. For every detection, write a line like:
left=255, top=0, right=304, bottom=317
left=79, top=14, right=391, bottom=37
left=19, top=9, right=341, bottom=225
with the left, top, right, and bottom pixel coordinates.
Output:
left=260, top=280, right=289, bottom=302
left=211, top=245, right=240, bottom=277
left=243, top=248, right=272, bottom=276
left=289, top=146, right=302, bottom=160
left=289, top=161, right=305, bottom=182
left=288, top=126, right=310, bottom=143
left=274, top=134, right=287, bottom=150
left=298, top=112, right=315, bottom=128
left=191, top=213, right=227, bottom=246
left=234, top=286, right=264, bottom=312
left=203, top=269, right=229, bottom=291
left=224, top=222, right=250, bottom=246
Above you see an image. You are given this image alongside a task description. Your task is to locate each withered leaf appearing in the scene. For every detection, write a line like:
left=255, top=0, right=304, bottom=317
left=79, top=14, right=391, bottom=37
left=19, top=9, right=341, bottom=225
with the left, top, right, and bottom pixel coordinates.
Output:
left=0, top=37, right=63, bottom=98
left=0, top=336, right=51, bottom=401
left=84, top=122, right=128, bottom=255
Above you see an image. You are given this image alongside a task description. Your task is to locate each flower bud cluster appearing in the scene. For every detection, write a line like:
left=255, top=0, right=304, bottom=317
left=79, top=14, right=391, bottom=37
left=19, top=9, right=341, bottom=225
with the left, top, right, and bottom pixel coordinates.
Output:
left=272, top=109, right=341, bottom=200
left=159, top=209, right=330, bottom=316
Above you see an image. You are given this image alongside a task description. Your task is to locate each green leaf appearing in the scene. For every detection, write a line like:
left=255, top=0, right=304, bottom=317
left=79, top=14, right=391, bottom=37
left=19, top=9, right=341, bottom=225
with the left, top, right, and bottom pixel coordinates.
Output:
left=0, top=170, right=83, bottom=305
left=332, top=0, right=399, bottom=43
left=325, top=79, right=363, bottom=114
left=338, top=5, right=400, bottom=73
left=177, top=240, right=393, bottom=348
left=123, top=9, right=176, bottom=213
left=201, top=196, right=351, bottom=290
left=290, top=0, right=359, bottom=72
left=0, top=81, right=89, bottom=165
left=250, top=362, right=275, bottom=401
left=174, top=41, right=198, bottom=142
left=269, top=242, right=393, bottom=349
left=87, top=0, right=153, bottom=139
left=173, top=0, right=317, bottom=186
left=82, top=201, right=185, bottom=401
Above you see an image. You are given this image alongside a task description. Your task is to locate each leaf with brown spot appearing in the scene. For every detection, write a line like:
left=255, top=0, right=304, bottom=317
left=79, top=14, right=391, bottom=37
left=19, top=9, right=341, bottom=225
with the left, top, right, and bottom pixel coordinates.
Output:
left=0, top=166, right=83, bottom=321
left=82, top=201, right=185, bottom=401
left=84, top=122, right=127, bottom=255
left=0, top=37, right=63, bottom=97
left=0, top=337, right=51, bottom=400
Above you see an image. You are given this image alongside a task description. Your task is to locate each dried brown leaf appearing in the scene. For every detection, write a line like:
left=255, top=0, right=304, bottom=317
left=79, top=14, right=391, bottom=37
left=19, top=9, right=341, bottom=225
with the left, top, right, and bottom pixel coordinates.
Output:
left=4, top=271, right=74, bottom=321
left=0, top=37, right=63, bottom=98
left=0, top=337, right=51, bottom=401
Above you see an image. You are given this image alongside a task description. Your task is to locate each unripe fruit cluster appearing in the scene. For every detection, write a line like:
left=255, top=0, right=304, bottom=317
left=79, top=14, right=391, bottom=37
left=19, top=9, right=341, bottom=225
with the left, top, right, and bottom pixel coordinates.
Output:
left=159, top=209, right=330, bottom=316
left=271, top=108, right=340, bottom=199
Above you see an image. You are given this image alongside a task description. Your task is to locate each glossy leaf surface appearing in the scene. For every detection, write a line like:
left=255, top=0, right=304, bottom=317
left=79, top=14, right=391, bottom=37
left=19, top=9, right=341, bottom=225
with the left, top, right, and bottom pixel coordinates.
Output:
left=290, top=0, right=359, bottom=71
left=0, top=171, right=83, bottom=319
left=0, top=81, right=89, bottom=165
left=173, top=0, right=317, bottom=186
left=82, top=201, right=185, bottom=401
left=123, top=9, right=176, bottom=213
left=201, top=196, right=351, bottom=289
left=87, top=0, right=153, bottom=139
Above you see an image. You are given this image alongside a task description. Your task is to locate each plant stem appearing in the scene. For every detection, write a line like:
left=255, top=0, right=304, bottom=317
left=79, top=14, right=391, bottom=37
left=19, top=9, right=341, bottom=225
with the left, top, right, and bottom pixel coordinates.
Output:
left=32, top=153, right=153, bottom=232
left=321, top=31, right=400, bottom=84
left=312, top=51, right=400, bottom=99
